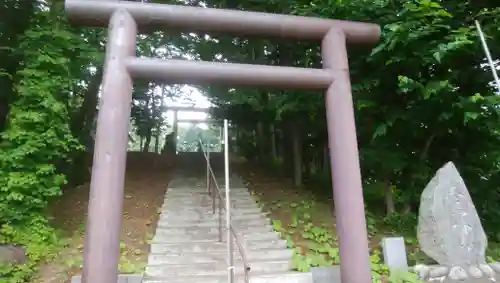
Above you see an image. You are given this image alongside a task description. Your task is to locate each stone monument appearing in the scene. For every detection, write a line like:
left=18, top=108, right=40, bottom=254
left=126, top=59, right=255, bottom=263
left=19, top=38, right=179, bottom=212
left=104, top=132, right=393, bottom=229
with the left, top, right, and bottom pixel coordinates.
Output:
left=415, top=161, right=499, bottom=281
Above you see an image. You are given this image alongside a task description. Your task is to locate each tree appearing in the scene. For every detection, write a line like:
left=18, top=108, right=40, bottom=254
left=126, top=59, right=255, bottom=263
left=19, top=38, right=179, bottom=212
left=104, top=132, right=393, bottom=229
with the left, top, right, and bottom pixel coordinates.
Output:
left=164, top=0, right=500, bottom=231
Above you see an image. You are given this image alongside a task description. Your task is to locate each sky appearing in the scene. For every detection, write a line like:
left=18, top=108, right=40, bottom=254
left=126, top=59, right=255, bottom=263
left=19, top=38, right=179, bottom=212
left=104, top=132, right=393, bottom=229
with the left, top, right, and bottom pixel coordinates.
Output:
left=164, top=85, right=211, bottom=130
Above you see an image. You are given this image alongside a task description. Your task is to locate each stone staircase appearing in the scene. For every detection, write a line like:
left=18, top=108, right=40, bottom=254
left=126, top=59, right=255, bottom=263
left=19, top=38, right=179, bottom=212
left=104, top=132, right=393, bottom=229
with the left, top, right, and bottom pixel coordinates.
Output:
left=142, top=176, right=313, bottom=283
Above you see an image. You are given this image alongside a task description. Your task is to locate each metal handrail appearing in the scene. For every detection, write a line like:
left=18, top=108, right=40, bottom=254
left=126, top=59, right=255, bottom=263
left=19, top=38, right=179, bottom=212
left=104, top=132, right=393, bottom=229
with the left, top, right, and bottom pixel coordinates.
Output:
left=198, top=138, right=250, bottom=283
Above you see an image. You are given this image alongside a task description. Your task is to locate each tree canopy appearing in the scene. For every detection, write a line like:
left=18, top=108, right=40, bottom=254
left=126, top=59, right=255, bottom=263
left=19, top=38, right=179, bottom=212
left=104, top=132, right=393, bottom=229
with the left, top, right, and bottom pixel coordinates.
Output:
left=1, top=0, right=500, bottom=281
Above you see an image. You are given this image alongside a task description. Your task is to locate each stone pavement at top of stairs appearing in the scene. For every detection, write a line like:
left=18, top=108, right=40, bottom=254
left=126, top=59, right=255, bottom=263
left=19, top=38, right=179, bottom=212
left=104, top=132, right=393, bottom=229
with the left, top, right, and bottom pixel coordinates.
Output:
left=142, top=174, right=314, bottom=283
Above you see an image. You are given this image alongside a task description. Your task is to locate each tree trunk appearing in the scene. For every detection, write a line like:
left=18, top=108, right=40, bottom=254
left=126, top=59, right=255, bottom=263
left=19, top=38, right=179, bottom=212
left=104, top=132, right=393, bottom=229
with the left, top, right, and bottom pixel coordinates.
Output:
left=401, top=133, right=436, bottom=214
left=291, top=125, right=302, bottom=186
left=66, top=65, right=103, bottom=186
left=142, top=93, right=153, bottom=152
left=384, top=181, right=396, bottom=216
left=270, top=124, right=277, bottom=160
left=256, top=121, right=266, bottom=161
left=172, top=110, right=178, bottom=151
left=154, top=91, right=164, bottom=154
left=143, top=129, right=152, bottom=152
left=71, top=67, right=103, bottom=148
left=323, top=144, right=329, bottom=174
left=154, top=134, right=160, bottom=153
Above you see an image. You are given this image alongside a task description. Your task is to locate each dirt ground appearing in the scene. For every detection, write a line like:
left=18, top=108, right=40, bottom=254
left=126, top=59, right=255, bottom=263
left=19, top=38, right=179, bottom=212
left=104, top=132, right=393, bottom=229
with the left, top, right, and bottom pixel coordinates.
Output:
left=34, top=153, right=173, bottom=283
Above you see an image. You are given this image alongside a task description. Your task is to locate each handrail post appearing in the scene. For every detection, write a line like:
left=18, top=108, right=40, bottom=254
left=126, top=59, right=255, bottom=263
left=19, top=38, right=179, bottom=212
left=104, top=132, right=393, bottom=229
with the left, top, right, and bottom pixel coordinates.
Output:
left=207, top=150, right=215, bottom=214
left=212, top=178, right=216, bottom=214
left=224, top=119, right=235, bottom=283
left=218, top=193, right=223, bottom=242
left=206, top=147, right=210, bottom=194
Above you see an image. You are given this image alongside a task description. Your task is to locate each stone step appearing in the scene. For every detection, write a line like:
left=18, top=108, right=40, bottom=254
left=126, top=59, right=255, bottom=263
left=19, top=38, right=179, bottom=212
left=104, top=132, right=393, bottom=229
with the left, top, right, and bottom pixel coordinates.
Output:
left=71, top=274, right=142, bottom=283
left=162, top=201, right=256, bottom=210
left=143, top=271, right=313, bottom=283
left=159, top=212, right=267, bottom=222
left=167, top=188, right=249, bottom=193
left=160, top=209, right=264, bottom=218
left=149, top=239, right=286, bottom=254
left=167, top=184, right=205, bottom=189
left=213, top=186, right=248, bottom=190
left=145, top=260, right=291, bottom=277
left=161, top=205, right=259, bottom=214
left=163, top=198, right=255, bottom=206
left=160, top=208, right=265, bottom=218
left=158, top=211, right=267, bottom=222
left=165, top=188, right=250, bottom=197
left=161, top=202, right=261, bottom=213
left=163, top=196, right=255, bottom=205
left=153, top=224, right=273, bottom=236
left=153, top=230, right=279, bottom=243
left=165, top=193, right=251, bottom=199
left=161, top=202, right=259, bottom=212
left=166, top=188, right=249, bottom=195
left=148, top=248, right=293, bottom=265
left=156, top=216, right=269, bottom=228
left=168, top=182, right=246, bottom=186
left=164, top=193, right=254, bottom=200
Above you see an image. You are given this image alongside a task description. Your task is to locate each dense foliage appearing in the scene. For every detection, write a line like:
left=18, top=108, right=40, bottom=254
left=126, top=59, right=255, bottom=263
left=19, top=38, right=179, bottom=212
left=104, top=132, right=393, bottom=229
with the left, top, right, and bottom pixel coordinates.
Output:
left=179, top=0, right=500, bottom=231
left=1, top=0, right=500, bottom=281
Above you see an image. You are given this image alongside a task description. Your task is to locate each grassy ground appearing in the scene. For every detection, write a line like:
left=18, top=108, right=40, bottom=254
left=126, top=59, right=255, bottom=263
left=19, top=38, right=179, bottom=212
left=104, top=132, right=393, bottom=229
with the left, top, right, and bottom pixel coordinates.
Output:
left=236, top=162, right=500, bottom=276
left=34, top=153, right=172, bottom=283
left=31, top=156, right=500, bottom=282
left=235, top=163, right=432, bottom=274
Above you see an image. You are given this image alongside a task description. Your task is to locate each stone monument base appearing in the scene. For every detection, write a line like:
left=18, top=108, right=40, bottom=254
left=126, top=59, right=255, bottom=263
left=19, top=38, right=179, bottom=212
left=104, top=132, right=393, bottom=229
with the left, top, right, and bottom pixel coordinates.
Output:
left=311, top=266, right=500, bottom=283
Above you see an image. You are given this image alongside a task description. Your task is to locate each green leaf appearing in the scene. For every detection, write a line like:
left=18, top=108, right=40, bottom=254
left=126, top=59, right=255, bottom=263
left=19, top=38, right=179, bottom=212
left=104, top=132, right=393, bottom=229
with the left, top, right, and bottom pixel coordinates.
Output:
left=372, top=124, right=388, bottom=140
left=464, top=112, right=479, bottom=124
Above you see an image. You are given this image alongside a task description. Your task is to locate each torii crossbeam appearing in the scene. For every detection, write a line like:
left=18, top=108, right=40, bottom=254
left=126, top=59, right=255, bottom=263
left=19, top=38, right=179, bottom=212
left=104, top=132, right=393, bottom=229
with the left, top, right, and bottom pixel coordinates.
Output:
left=64, top=1, right=381, bottom=283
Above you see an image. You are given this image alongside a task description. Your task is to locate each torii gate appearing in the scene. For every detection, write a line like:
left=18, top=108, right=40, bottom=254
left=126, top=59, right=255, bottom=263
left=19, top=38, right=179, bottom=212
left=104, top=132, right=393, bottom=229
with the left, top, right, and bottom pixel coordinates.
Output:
left=163, top=106, right=215, bottom=153
left=64, top=1, right=380, bottom=283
